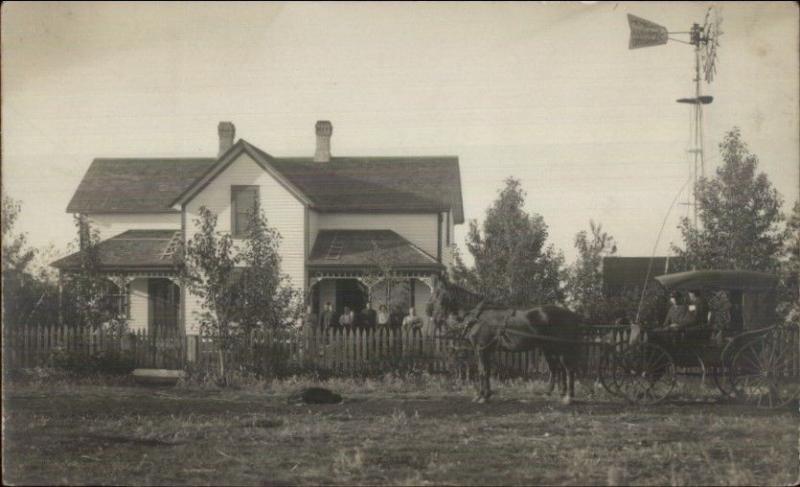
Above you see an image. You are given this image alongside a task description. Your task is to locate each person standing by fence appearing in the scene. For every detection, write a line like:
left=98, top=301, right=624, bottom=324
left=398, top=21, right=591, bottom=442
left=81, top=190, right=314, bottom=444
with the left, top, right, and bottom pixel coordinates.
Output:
left=339, top=306, right=355, bottom=333
left=402, top=307, right=423, bottom=336
left=303, top=305, right=318, bottom=359
left=319, top=302, right=334, bottom=333
left=360, top=301, right=377, bottom=332
left=377, top=304, right=391, bottom=332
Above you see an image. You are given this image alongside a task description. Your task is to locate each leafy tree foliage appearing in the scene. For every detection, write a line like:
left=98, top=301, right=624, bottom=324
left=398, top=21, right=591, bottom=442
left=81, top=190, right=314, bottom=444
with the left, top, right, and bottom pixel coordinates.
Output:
left=2, top=194, right=64, bottom=328
left=180, top=205, right=300, bottom=383
left=780, top=200, right=800, bottom=323
left=674, top=128, right=785, bottom=272
left=237, top=201, right=302, bottom=330
left=2, top=194, right=38, bottom=327
left=65, top=215, right=127, bottom=331
left=565, top=221, right=618, bottom=323
left=456, top=177, right=564, bottom=306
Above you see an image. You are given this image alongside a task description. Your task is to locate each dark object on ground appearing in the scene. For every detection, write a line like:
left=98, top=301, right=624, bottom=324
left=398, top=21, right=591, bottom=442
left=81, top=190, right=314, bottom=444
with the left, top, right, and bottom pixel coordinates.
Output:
left=288, top=387, right=342, bottom=405
left=132, top=369, right=185, bottom=387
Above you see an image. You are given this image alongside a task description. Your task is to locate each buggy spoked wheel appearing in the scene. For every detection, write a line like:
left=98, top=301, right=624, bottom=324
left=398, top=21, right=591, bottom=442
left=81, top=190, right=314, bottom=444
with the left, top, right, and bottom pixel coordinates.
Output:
left=615, top=342, right=676, bottom=405
left=599, top=349, right=625, bottom=397
left=730, top=331, right=800, bottom=409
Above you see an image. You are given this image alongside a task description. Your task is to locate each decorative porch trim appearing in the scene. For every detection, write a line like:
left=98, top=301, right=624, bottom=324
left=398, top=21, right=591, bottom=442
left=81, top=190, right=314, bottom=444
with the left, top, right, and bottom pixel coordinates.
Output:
left=59, top=269, right=184, bottom=288
left=308, top=271, right=437, bottom=296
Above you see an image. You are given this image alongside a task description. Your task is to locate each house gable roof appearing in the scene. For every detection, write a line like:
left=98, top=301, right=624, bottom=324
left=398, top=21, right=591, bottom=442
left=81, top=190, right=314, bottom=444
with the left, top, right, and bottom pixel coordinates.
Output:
left=67, top=140, right=464, bottom=223
left=170, top=139, right=312, bottom=208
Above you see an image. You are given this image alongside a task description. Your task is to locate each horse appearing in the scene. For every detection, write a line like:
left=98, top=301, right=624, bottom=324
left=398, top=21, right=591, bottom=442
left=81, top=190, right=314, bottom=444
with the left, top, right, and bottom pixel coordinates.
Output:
left=458, top=301, right=585, bottom=404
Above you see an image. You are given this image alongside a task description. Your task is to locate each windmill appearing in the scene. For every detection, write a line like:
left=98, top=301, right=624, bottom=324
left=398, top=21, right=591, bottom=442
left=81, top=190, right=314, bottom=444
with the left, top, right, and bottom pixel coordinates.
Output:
left=627, top=8, right=723, bottom=230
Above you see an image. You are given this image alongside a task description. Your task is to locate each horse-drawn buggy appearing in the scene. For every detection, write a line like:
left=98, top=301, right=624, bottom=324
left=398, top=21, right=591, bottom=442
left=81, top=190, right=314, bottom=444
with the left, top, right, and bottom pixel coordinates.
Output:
left=599, top=270, right=799, bottom=408
left=448, top=269, right=799, bottom=409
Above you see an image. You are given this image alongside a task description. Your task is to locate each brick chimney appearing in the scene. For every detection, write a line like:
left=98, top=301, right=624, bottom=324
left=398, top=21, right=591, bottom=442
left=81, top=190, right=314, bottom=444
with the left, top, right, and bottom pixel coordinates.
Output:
left=218, top=121, right=235, bottom=156
left=314, top=120, right=332, bottom=163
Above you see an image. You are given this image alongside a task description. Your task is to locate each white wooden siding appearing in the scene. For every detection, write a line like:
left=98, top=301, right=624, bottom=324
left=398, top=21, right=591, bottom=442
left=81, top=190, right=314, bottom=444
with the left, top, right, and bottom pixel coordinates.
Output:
left=442, top=209, right=456, bottom=268
left=128, top=278, right=148, bottom=332
left=183, top=152, right=306, bottom=333
left=88, top=213, right=180, bottom=240
left=315, top=213, right=439, bottom=259
left=307, top=210, right=319, bottom=257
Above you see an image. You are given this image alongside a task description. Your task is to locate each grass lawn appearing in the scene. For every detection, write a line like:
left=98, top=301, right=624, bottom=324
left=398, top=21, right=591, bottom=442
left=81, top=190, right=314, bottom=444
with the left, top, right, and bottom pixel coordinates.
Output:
left=3, top=377, right=798, bottom=486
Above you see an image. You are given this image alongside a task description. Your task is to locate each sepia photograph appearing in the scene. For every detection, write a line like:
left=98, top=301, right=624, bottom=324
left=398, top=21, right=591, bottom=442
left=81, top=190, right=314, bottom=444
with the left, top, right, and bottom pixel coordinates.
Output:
left=2, top=2, right=798, bottom=485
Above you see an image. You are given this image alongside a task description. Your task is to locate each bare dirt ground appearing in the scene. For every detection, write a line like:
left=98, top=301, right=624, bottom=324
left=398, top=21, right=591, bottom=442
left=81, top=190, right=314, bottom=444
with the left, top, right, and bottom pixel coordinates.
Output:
left=3, top=378, right=798, bottom=486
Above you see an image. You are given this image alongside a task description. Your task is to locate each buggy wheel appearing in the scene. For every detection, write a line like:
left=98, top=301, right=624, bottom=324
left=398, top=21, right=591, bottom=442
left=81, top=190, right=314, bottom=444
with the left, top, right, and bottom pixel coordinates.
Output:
left=615, top=342, right=676, bottom=405
left=730, top=330, right=800, bottom=409
left=598, top=349, right=625, bottom=397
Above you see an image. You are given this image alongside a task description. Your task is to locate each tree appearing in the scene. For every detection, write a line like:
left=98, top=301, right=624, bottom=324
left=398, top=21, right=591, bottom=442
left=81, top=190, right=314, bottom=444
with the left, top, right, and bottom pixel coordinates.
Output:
left=238, top=201, right=301, bottom=331
left=673, top=128, right=785, bottom=272
left=565, top=220, right=617, bottom=323
left=779, top=200, right=800, bottom=323
left=2, top=193, right=36, bottom=275
left=181, top=204, right=300, bottom=384
left=181, top=207, right=240, bottom=383
left=66, top=214, right=126, bottom=331
left=2, top=193, right=38, bottom=327
left=459, top=177, right=564, bottom=306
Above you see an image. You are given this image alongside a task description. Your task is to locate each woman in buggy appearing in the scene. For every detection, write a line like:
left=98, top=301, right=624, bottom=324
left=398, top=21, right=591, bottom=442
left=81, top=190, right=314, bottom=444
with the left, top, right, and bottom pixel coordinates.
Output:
left=651, top=290, right=711, bottom=345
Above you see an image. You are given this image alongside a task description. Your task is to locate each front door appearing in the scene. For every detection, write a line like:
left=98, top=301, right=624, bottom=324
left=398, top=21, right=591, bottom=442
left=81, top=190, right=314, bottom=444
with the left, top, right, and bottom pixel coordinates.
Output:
left=148, top=279, right=180, bottom=335
left=335, top=279, right=366, bottom=315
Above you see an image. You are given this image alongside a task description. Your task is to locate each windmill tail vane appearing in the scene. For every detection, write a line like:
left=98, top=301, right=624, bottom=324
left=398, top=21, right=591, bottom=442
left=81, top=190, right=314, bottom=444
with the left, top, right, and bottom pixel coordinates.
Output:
left=627, top=9, right=722, bottom=83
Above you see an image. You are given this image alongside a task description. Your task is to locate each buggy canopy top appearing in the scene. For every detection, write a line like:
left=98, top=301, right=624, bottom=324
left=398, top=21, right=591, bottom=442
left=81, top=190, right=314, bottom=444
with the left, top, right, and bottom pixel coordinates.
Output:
left=654, top=270, right=778, bottom=293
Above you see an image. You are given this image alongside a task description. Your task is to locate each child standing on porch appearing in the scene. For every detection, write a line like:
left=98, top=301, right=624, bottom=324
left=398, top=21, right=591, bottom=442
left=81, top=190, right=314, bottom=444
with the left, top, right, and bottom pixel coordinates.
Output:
left=338, top=306, right=355, bottom=331
left=402, top=307, right=423, bottom=336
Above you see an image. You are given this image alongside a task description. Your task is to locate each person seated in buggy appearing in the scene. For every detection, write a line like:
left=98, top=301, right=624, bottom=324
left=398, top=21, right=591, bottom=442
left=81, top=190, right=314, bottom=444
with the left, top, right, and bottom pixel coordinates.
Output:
left=651, top=290, right=710, bottom=344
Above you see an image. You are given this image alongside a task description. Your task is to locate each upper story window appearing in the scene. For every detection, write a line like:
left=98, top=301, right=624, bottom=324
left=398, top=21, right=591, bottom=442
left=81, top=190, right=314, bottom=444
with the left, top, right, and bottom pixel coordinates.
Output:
left=231, top=185, right=259, bottom=238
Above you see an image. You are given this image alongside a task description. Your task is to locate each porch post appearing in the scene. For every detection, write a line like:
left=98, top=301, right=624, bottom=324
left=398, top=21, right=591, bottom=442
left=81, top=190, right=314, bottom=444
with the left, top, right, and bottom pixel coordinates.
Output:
left=57, top=270, right=64, bottom=326
left=165, top=276, right=185, bottom=336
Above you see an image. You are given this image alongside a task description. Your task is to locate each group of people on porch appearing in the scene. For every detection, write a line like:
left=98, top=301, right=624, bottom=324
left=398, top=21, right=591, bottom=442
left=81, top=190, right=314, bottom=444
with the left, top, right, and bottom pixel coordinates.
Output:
left=303, top=301, right=430, bottom=335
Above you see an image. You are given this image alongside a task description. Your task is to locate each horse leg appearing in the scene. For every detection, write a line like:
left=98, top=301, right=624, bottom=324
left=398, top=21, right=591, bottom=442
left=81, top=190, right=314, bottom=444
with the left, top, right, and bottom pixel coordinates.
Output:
left=569, top=368, right=576, bottom=400
left=545, top=354, right=557, bottom=396
left=472, top=346, right=484, bottom=402
left=482, top=347, right=493, bottom=402
left=559, top=355, right=572, bottom=405
left=473, top=347, right=493, bottom=404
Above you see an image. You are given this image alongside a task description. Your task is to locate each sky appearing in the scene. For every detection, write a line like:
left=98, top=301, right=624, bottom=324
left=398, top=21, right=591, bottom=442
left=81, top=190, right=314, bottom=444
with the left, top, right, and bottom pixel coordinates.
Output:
left=3, top=1, right=798, bottom=267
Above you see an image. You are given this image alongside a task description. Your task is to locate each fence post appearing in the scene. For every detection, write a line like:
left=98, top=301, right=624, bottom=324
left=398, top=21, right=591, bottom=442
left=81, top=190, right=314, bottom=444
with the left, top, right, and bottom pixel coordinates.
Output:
left=186, top=335, right=197, bottom=363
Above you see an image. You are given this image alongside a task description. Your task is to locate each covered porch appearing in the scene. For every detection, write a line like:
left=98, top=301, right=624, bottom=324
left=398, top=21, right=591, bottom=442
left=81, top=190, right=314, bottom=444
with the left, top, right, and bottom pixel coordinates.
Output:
left=51, top=230, right=185, bottom=335
left=307, top=229, right=443, bottom=329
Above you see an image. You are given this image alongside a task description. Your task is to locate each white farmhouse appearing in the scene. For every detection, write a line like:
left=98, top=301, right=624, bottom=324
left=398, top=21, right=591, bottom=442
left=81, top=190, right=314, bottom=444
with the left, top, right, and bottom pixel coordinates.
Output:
left=53, top=121, right=464, bottom=335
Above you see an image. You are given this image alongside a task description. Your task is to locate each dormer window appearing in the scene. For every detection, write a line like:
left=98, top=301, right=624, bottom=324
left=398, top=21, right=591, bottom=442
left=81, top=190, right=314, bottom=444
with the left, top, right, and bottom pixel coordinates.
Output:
left=231, top=185, right=259, bottom=238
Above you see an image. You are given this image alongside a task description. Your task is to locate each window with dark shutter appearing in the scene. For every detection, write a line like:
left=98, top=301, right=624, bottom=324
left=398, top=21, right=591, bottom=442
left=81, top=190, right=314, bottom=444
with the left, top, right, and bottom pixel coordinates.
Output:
left=231, top=186, right=259, bottom=238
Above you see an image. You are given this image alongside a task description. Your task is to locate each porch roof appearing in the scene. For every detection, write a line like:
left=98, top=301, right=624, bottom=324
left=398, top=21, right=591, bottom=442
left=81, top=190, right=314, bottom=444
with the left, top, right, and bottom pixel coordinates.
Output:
left=51, top=230, right=181, bottom=271
left=308, top=230, right=442, bottom=270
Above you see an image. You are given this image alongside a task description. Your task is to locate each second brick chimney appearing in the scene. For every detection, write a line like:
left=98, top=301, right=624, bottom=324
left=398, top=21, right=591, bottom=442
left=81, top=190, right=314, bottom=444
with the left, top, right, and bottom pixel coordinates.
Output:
left=314, top=120, right=333, bottom=163
left=218, top=121, right=235, bottom=156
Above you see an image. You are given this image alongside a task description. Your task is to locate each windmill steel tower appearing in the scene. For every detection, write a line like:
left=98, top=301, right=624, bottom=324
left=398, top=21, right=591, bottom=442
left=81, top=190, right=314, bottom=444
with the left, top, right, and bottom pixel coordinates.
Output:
left=628, top=9, right=722, bottom=230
